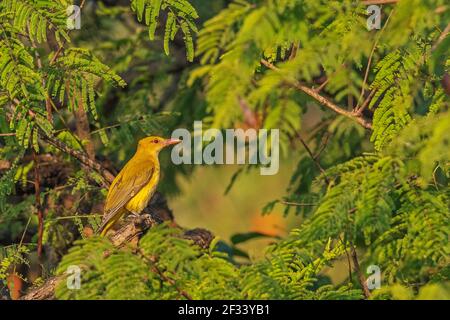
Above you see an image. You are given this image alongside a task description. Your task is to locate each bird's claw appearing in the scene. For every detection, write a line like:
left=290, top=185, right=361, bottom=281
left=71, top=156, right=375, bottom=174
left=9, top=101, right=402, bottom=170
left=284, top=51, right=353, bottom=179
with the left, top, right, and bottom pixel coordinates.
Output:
left=126, top=213, right=140, bottom=221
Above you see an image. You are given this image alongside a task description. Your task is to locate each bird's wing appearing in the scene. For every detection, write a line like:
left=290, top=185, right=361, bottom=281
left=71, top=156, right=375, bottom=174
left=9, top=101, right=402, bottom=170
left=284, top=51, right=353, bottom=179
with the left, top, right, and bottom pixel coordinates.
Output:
left=99, top=159, right=155, bottom=231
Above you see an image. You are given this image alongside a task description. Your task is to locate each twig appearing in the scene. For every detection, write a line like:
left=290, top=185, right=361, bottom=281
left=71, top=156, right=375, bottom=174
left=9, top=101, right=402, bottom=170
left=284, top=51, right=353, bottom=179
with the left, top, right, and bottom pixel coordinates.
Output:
left=33, top=151, right=44, bottom=259
left=39, top=130, right=115, bottom=186
left=362, top=0, right=397, bottom=4
left=140, top=251, right=193, bottom=300
left=339, top=236, right=353, bottom=283
left=47, top=214, right=103, bottom=221
left=431, top=22, right=450, bottom=52
left=350, top=245, right=371, bottom=299
left=356, top=9, right=395, bottom=113
left=6, top=101, right=111, bottom=187
left=281, top=201, right=317, bottom=207
left=28, top=23, right=53, bottom=123
left=357, top=20, right=448, bottom=114
left=357, top=89, right=377, bottom=115
left=260, top=59, right=373, bottom=130
left=296, top=132, right=330, bottom=184
left=314, top=78, right=329, bottom=93
left=288, top=43, right=298, bottom=60
left=238, top=96, right=260, bottom=129
left=48, top=0, right=87, bottom=66
left=313, top=133, right=330, bottom=160
left=46, top=97, right=87, bottom=151
left=74, top=94, right=95, bottom=160
left=362, top=1, right=446, bottom=14
left=12, top=217, right=32, bottom=280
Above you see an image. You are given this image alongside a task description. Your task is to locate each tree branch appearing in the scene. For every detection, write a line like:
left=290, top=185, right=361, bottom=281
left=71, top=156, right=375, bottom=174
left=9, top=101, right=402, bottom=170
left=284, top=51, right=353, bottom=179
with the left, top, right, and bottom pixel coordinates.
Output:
left=350, top=245, right=371, bottom=299
left=38, top=130, right=115, bottom=186
left=432, top=22, right=450, bottom=52
left=139, top=250, right=193, bottom=300
left=48, top=0, right=87, bottom=66
left=260, top=59, right=373, bottom=130
left=74, top=96, right=95, bottom=160
left=32, top=151, right=44, bottom=259
left=362, top=0, right=446, bottom=14
left=356, top=8, right=395, bottom=113
left=20, top=214, right=214, bottom=300
left=296, top=132, right=330, bottom=184
left=362, top=0, right=398, bottom=4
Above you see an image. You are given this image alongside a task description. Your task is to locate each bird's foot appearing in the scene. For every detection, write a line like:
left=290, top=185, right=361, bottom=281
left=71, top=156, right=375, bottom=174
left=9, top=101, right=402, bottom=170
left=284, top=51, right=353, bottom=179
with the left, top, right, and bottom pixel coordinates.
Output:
left=126, top=212, right=140, bottom=221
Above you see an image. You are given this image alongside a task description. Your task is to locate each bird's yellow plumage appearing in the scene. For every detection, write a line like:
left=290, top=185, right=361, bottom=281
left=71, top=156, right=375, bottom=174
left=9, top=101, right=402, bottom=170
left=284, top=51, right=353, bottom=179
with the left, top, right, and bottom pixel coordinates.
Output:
left=98, top=136, right=180, bottom=236
left=125, top=162, right=160, bottom=213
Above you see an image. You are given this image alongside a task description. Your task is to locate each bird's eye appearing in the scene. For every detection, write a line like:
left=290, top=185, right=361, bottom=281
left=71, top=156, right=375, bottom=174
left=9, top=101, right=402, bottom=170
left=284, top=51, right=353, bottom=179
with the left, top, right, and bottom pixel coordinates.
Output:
left=153, top=139, right=159, bottom=143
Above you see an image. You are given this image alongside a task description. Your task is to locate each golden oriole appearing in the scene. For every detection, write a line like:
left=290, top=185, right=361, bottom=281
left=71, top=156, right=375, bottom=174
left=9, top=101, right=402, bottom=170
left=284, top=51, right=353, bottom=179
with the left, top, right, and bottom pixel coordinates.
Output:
left=98, top=136, right=180, bottom=236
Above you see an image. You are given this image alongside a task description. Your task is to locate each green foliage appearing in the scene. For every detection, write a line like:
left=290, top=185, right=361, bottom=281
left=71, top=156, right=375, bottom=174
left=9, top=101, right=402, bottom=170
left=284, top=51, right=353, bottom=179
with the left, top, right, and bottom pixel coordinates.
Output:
left=2, top=0, right=70, bottom=45
left=0, top=0, right=449, bottom=300
left=369, top=48, right=420, bottom=151
left=1, top=243, right=31, bottom=288
left=130, top=0, right=199, bottom=61
left=55, top=224, right=361, bottom=300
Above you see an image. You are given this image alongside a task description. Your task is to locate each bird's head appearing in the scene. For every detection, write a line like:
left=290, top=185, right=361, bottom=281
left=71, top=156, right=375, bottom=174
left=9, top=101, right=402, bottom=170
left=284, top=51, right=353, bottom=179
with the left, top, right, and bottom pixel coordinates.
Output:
left=137, top=136, right=181, bottom=155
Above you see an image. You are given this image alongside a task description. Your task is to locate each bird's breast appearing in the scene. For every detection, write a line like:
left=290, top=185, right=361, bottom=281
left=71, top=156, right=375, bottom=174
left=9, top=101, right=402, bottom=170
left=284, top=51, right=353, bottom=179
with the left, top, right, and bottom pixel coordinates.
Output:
left=125, top=167, right=160, bottom=214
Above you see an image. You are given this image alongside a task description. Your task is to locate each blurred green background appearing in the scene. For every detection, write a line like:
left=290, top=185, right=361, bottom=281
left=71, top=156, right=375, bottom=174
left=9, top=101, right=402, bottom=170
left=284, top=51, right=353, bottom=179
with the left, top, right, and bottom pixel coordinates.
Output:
left=170, top=159, right=349, bottom=285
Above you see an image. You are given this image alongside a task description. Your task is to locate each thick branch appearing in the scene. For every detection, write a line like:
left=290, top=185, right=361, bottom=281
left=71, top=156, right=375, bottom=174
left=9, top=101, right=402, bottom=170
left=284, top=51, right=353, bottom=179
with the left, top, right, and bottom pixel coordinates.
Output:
left=21, top=214, right=214, bottom=300
left=260, top=59, right=373, bottom=130
left=20, top=215, right=156, bottom=300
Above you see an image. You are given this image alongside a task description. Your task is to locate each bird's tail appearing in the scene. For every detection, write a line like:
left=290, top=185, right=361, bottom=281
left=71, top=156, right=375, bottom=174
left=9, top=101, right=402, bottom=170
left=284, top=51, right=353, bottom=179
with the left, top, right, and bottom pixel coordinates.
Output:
left=97, top=210, right=125, bottom=236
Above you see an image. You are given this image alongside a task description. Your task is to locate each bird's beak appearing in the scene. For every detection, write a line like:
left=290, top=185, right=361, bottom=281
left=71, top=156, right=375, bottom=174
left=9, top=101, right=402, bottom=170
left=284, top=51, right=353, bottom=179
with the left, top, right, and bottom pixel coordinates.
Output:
left=164, top=138, right=181, bottom=146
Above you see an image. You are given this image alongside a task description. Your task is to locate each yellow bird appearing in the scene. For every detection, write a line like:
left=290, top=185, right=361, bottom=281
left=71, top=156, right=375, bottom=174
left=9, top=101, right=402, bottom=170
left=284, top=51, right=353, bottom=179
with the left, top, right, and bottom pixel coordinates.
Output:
left=98, top=136, right=181, bottom=236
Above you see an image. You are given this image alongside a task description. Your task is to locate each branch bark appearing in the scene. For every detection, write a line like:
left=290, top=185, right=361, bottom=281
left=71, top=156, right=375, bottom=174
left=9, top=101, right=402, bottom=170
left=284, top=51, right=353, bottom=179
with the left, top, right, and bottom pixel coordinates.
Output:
left=20, top=214, right=214, bottom=300
left=260, top=59, right=373, bottom=130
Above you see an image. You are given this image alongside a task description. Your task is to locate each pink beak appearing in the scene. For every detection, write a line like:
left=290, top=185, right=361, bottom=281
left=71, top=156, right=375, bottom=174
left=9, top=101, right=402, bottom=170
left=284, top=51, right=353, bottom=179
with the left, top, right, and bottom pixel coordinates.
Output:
left=164, top=138, right=182, bottom=146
